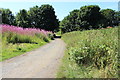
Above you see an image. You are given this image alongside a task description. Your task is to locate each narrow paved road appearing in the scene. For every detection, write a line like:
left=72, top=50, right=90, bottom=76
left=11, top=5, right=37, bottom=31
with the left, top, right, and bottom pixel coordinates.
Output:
left=1, top=39, right=66, bottom=78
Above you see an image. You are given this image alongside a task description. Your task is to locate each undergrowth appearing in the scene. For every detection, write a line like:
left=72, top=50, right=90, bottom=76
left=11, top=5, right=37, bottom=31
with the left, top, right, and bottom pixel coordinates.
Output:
left=57, top=27, right=119, bottom=78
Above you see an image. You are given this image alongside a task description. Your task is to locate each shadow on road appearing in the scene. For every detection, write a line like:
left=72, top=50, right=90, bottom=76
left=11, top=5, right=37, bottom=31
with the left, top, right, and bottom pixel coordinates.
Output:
left=53, top=34, right=61, bottom=38
left=54, top=36, right=61, bottom=38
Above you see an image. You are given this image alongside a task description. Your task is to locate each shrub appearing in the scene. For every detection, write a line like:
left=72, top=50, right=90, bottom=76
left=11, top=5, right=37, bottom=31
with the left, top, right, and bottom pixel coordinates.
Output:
left=62, top=27, right=118, bottom=78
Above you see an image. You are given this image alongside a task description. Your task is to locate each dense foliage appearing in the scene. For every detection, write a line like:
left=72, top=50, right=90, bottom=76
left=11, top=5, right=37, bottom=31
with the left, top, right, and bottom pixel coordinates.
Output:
left=60, top=5, right=120, bottom=33
left=0, top=4, right=59, bottom=32
left=16, top=9, right=29, bottom=28
left=0, top=8, right=16, bottom=25
left=39, top=5, right=59, bottom=31
left=60, top=10, right=80, bottom=33
left=100, top=9, right=120, bottom=27
left=58, top=27, right=119, bottom=78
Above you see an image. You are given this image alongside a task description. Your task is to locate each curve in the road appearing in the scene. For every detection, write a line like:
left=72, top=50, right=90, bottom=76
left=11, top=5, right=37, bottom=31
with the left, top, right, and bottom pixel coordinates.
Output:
left=2, top=39, right=66, bottom=78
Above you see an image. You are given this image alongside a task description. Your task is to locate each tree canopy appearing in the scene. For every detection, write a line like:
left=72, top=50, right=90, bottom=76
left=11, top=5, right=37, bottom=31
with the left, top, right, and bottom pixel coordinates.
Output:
left=60, top=5, right=120, bottom=33
left=16, top=9, right=29, bottom=28
left=61, top=9, right=80, bottom=33
left=27, top=4, right=59, bottom=31
left=1, top=4, right=119, bottom=33
left=79, top=5, right=101, bottom=29
left=0, top=8, right=15, bottom=25
left=100, top=9, right=115, bottom=27
left=39, top=4, right=59, bottom=31
left=1, top=4, right=59, bottom=32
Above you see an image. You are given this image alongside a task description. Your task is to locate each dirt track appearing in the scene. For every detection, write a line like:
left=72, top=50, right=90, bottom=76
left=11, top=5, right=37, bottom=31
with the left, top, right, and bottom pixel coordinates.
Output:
left=1, top=39, right=66, bottom=78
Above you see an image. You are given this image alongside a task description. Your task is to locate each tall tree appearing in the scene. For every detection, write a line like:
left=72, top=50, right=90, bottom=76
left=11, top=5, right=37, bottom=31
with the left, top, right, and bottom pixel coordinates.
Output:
left=100, top=9, right=115, bottom=27
left=16, top=9, right=29, bottom=28
left=60, top=9, right=80, bottom=33
left=0, top=8, right=15, bottom=25
left=114, top=11, right=120, bottom=26
left=39, top=4, right=59, bottom=31
left=60, top=15, right=71, bottom=33
left=28, top=5, right=59, bottom=31
left=68, top=10, right=80, bottom=31
left=28, top=5, right=40, bottom=28
left=79, top=5, right=101, bottom=29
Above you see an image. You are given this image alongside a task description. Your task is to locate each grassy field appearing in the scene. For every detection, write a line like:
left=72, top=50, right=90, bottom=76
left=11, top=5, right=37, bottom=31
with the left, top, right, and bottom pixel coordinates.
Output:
left=1, top=25, right=54, bottom=61
left=57, top=27, right=119, bottom=78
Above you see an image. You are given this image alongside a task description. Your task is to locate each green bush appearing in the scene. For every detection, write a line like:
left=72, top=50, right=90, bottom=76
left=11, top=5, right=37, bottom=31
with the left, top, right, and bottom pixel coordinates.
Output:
left=69, top=44, right=118, bottom=70
left=61, top=27, right=119, bottom=78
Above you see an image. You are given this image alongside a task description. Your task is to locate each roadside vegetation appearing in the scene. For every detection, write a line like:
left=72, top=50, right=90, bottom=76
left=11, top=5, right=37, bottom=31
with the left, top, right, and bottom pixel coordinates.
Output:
left=0, top=4, right=59, bottom=61
left=57, top=27, right=119, bottom=78
left=57, top=5, right=119, bottom=78
left=1, top=24, right=54, bottom=61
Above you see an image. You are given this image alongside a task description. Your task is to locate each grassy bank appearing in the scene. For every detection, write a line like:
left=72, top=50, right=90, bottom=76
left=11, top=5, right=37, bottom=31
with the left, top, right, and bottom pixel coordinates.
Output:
left=1, top=24, right=54, bottom=61
left=57, top=27, right=119, bottom=78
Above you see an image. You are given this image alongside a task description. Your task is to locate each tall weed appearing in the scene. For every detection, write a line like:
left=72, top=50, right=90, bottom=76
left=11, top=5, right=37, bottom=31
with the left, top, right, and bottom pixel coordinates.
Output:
left=61, top=27, right=119, bottom=78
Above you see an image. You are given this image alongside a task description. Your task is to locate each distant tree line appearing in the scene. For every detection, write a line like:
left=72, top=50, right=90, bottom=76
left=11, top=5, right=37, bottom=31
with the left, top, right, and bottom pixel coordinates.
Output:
left=0, top=4, right=59, bottom=32
left=60, top=5, right=120, bottom=33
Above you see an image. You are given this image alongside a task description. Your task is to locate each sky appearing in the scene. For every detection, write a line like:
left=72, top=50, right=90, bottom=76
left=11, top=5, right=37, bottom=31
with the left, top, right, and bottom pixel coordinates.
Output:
left=0, top=2, right=119, bottom=21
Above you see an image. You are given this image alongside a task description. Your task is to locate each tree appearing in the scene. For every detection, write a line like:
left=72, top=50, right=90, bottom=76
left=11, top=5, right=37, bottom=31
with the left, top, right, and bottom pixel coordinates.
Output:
left=112, top=11, right=120, bottom=26
left=60, top=15, right=71, bottom=33
left=39, top=4, right=59, bottom=31
left=79, top=5, right=101, bottom=29
left=0, top=8, right=15, bottom=25
left=60, top=9, right=80, bottom=33
left=16, top=9, right=29, bottom=28
left=28, top=5, right=40, bottom=28
left=68, top=10, right=80, bottom=31
left=100, top=9, right=115, bottom=27
left=28, top=5, right=59, bottom=31
left=61, top=5, right=119, bottom=33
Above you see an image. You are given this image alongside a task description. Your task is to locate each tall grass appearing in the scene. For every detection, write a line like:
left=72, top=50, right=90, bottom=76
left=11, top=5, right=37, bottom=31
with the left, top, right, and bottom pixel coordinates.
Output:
left=2, top=24, right=53, bottom=43
left=1, top=24, right=54, bottom=61
left=58, top=27, right=119, bottom=78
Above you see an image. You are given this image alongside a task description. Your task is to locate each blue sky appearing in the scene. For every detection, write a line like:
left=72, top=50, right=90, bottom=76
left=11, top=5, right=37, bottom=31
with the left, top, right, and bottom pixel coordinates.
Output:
left=0, top=2, right=118, bottom=21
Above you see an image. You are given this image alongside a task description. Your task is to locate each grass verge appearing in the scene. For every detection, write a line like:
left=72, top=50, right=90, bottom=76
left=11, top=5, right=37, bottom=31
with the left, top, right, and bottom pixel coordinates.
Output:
left=57, top=27, right=119, bottom=78
left=1, top=42, right=47, bottom=61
